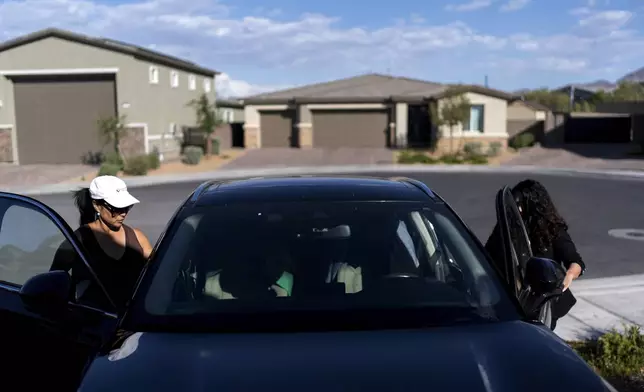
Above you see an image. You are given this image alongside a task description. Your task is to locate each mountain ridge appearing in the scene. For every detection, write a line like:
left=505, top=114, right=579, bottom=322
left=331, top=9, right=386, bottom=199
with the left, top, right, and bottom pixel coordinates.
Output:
left=514, top=67, right=644, bottom=93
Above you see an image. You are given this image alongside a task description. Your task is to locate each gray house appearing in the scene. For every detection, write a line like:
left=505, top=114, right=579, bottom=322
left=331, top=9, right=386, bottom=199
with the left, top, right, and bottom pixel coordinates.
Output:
left=0, top=28, right=219, bottom=164
left=215, top=99, right=245, bottom=149
left=217, top=99, right=245, bottom=124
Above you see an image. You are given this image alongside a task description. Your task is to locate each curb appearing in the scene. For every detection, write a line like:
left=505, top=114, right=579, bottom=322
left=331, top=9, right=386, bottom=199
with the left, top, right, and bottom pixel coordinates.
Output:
left=7, top=164, right=644, bottom=196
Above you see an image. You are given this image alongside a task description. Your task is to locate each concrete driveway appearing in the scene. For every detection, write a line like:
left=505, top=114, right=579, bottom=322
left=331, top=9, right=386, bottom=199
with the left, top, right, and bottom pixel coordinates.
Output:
left=220, top=148, right=395, bottom=170
left=1, top=164, right=94, bottom=190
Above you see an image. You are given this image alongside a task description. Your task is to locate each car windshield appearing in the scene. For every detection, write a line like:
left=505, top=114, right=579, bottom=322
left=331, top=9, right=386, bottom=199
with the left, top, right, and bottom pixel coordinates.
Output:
left=133, top=200, right=518, bottom=331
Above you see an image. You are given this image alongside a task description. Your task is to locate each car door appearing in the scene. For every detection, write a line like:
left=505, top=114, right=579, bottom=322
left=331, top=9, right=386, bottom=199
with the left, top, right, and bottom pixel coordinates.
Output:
left=494, top=186, right=534, bottom=305
left=0, top=192, right=119, bottom=390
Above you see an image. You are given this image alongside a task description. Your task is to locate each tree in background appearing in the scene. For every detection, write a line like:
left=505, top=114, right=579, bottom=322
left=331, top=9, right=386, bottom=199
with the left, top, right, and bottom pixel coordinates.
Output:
left=522, top=81, right=644, bottom=113
left=522, top=89, right=571, bottom=112
left=430, top=87, right=472, bottom=154
left=610, top=82, right=644, bottom=102
left=188, top=93, right=223, bottom=157
left=97, top=114, right=128, bottom=157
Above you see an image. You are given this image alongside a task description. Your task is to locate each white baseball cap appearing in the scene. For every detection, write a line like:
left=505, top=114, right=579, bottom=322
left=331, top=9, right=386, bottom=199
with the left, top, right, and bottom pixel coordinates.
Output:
left=89, top=176, right=140, bottom=208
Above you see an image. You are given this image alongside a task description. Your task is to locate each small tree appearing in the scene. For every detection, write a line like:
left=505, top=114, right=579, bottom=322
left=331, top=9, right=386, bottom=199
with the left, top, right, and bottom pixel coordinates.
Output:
left=433, top=87, right=471, bottom=154
left=97, top=114, right=127, bottom=158
left=187, top=93, right=223, bottom=156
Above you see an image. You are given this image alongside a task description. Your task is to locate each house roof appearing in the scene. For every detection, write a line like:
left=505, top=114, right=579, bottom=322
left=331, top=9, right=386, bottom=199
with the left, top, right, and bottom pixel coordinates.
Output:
left=243, top=73, right=514, bottom=104
left=216, top=99, right=244, bottom=108
left=0, top=28, right=219, bottom=77
left=432, top=84, right=515, bottom=101
left=513, top=99, right=552, bottom=112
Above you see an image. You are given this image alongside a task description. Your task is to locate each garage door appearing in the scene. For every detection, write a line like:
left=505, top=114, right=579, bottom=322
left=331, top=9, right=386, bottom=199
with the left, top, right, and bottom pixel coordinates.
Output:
left=312, top=110, right=390, bottom=148
left=13, top=74, right=117, bottom=164
left=260, top=110, right=295, bottom=147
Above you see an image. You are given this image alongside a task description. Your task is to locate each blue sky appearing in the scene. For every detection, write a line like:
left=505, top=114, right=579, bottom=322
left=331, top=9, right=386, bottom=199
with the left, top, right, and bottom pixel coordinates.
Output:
left=1, top=0, right=643, bottom=97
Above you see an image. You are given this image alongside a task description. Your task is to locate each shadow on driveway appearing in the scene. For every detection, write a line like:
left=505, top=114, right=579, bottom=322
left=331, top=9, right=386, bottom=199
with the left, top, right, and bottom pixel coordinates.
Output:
left=502, top=144, right=644, bottom=171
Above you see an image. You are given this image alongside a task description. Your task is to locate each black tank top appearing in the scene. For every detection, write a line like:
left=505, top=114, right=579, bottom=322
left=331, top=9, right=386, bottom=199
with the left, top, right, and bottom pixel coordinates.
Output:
left=75, top=224, right=147, bottom=313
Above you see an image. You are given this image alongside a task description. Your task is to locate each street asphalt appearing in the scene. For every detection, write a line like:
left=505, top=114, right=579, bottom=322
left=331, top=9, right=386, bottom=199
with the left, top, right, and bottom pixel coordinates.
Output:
left=32, top=171, right=644, bottom=280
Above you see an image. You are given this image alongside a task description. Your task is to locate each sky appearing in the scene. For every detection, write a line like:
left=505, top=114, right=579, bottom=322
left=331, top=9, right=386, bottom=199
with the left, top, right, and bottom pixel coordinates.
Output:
left=1, top=0, right=643, bottom=97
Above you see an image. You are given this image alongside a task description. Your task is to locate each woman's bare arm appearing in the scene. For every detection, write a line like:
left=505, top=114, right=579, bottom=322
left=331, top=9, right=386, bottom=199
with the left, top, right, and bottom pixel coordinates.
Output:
left=134, top=228, right=154, bottom=259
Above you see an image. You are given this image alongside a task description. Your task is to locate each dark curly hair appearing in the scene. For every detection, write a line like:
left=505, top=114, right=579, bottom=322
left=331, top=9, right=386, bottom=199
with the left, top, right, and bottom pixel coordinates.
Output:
left=511, top=179, right=568, bottom=254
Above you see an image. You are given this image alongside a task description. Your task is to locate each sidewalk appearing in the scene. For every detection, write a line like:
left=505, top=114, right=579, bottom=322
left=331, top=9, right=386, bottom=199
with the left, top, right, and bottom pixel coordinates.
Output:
left=555, top=273, right=644, bottom=342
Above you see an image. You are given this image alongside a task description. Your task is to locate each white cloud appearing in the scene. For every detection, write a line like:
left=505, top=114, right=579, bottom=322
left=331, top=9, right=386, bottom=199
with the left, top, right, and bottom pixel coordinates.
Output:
left=445, top=0, right=494, bottom=12
left=500, top=0, right=530, bottom=12
left=577, top=10, right=633, bottom=31
left=484, top=56, right=588, bottom=73
left=0, top=0, right=642, bottom=90
left=215, top=73, right=290, bottom=98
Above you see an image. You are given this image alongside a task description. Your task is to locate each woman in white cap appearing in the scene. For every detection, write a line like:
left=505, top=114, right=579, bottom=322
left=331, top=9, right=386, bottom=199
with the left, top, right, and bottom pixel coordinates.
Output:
left=61, top=175, right=153, bottom=312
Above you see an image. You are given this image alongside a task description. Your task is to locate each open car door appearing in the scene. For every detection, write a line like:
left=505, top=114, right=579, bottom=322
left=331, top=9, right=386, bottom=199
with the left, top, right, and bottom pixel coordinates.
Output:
left=0, top=192, right=119, bottom=390
left=493, top=186, right=554, bottom=328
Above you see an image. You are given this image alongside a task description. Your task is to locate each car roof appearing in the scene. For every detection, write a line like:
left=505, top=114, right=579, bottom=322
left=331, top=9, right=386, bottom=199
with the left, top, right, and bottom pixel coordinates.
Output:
left=189, top=175, right=439, bottom=206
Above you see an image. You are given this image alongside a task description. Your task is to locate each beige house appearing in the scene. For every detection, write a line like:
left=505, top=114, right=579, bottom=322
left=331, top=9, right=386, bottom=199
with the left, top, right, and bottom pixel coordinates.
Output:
left=0, top=28, right=218, bottom=164
left=241, top=74, right=515, bottom=152
left=508, top=100, right=550, bottom=121
left=506, top=100, right=551, bottom=141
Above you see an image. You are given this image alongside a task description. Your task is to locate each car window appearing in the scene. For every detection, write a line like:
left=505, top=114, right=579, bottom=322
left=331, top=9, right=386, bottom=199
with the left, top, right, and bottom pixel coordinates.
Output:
left=140, top=201, right=512, bottom=326
left=501, top=189, right=533, bottom=290
left=0, top=197, right=114, bottom=312
left=0, top=201, right=67, bottom=285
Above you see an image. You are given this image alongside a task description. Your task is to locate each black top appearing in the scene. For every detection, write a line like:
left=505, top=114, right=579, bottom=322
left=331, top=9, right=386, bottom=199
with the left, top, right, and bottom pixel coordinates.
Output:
left=52, top=224, right=147, bottom=313
left=533, top=229, right=586, bottom=273
left=484, top=225, right=586, bottom=320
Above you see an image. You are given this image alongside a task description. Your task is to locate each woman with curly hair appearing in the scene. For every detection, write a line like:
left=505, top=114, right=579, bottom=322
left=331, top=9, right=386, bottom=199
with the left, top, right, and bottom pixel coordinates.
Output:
left=485, top=179, right=586, bottom=330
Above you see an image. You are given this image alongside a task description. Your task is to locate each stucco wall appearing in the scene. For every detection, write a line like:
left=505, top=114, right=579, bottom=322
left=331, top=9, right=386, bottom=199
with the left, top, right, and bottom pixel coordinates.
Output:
left=217, top=106, right=245, bottom=123
left=437, top=92, right=508, bottom=139
left=507, top=101, right=537, bottom=120
left=0, top=36, right=216, bottom=158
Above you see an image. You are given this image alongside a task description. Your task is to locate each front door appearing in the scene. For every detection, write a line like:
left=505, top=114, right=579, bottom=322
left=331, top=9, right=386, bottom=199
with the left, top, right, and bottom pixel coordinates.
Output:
left=0, top=192, right=118, bottom=390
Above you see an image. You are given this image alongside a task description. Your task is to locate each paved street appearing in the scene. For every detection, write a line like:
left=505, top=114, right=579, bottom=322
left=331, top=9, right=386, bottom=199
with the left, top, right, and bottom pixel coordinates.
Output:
left=32, top=171, right=644, bottom=279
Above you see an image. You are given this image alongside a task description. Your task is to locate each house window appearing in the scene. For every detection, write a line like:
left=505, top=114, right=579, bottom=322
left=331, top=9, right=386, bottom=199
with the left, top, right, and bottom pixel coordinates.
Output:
left=170, top=71, right=179, bottom=88
left=149, top=66, right=159, bottom=84
left=204, top=78, right=211, bottom=93
left=464, top=105, right=484, bottom=132
left=189, top=75, right=196, bottom=90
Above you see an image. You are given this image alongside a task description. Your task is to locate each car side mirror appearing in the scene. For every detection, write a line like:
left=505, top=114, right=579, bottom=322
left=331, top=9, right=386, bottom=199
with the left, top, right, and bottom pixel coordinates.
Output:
left=523, top=257, right=566, bottom=315
left=19, top=270, right=72, bottom=317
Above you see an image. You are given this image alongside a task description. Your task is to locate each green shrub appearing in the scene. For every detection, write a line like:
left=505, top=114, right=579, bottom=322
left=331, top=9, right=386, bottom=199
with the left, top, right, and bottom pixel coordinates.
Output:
left=182, top=146, right=204, bottom=165
left=98, top=163, right=121, bottom=176
left=570, top=325, right=644, bottom=380
left=122, top=155, right=150, bottom=176
left=487, top=141, right=502, bottom=157
left=103, top=151, right=124, bottom=170
left=397, top=150, right=437, bottom=164
left=147, top=148, right=161, bottom=170
left=463, top=142, right=483, bottom=157
left=211, top=137, right=220, bottom=155
left=467, top=155, right=489, bottom=165
left=439, top=154, right=463, bottom=164
left=510, top=133, right=536, bottom=149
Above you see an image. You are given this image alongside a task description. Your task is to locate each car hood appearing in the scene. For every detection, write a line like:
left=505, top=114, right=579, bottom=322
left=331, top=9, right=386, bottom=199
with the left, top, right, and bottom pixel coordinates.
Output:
left=79, top=320, right=609, bottom=392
